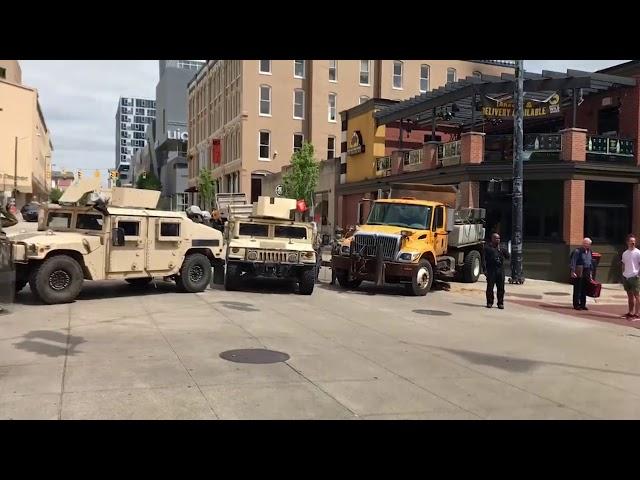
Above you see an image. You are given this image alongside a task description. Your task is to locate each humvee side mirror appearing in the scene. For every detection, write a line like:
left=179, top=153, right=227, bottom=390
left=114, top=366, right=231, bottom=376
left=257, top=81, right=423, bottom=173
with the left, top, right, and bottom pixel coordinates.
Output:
left=112, top=227, right=125, bottom=247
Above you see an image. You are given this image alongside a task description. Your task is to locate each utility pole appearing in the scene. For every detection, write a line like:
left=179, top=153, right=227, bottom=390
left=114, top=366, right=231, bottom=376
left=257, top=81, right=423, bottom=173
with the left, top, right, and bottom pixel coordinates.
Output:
left=13, top=136, right=18, bottom=200
left=510, top=60, right=525, bottom=285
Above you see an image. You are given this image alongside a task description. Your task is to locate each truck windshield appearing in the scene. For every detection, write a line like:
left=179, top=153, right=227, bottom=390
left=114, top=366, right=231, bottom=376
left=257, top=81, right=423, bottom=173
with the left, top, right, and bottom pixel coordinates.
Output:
left=76, top=214, right=104, bottom=231
left=239, top=223, right=269, bottom=237
left=274, top=226, right=307, bottom=239
left=366, top=203, right=432, bottom=229
left=47, top=212, right=72, bottom=229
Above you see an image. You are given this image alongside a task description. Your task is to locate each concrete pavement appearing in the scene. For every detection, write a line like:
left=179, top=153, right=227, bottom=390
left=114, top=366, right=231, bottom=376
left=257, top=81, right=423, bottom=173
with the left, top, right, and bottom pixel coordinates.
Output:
left=2, top=273, right=640, bottom=419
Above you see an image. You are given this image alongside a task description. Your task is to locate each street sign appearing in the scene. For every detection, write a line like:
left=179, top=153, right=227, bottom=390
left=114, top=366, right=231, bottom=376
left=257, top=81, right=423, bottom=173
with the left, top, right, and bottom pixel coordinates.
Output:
left=275, top=185, right=284, bottom=197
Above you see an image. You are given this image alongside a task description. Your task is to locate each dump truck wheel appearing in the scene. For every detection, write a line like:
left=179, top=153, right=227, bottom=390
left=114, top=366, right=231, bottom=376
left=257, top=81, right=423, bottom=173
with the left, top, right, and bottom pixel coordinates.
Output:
left=175, top=253, right=211, bottom=293
left=335, top=269, right=362, bottom=289
left=406, top=259, right=433, bottom=296
left=462, top=250, right=482, bottom=283
left=224, top=263, right=241, bottom=291
left=298, top=268, right=315, bottom=295
left=125, top=277, right=152, bottom=287
left=29, top=255, right=84, bottom=304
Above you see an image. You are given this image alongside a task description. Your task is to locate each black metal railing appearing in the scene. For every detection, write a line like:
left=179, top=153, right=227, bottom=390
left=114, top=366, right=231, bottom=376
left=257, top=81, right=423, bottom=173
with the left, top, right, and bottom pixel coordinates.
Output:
left=586, top=135, right=634, bottom=161
left=485, top=133, right=562, bottom=162
left=437, top=140, right=462, bottom=166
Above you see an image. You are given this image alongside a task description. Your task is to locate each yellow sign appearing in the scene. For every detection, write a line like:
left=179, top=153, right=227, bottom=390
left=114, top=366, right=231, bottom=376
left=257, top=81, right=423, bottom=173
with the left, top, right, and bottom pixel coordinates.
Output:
left=482, top=92, right=561, bottom=118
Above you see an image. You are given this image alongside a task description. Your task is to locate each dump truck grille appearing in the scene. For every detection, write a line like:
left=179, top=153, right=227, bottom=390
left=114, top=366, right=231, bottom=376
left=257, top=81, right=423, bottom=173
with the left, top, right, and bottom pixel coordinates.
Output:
left=351, top=233, right=401, bottom=261
left=257, top=250, right=289, bottom=263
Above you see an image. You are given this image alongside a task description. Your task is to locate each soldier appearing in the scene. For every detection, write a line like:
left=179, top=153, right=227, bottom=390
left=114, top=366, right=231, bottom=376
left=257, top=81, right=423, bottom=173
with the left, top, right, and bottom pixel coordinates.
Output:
left=483, top=232, right=510, bottom=309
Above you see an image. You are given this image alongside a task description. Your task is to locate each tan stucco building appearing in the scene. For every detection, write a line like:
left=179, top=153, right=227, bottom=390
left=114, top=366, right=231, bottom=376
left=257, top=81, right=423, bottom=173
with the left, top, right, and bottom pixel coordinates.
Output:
left=186, top=60, right=514, bottom=206
left=0, top=60, right=53, bottom=208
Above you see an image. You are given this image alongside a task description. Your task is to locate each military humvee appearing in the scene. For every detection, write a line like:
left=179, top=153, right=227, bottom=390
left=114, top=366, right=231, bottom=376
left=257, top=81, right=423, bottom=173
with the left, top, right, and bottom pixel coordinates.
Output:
left=222, top=196, right=317, bottom=295
left=11, top=178, right=224, bottom=304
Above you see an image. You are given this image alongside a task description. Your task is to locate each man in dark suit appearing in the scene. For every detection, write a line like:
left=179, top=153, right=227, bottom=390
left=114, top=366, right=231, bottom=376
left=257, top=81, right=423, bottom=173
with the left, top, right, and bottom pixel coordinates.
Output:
left=483, top=233, right=510, bottom=309
left=570, top=237, right=593, bottom=311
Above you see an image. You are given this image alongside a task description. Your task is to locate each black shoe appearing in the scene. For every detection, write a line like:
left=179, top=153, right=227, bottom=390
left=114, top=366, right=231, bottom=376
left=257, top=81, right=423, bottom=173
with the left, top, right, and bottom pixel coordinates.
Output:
left=580, top=306, right=588, bottom=311
left=573, top=306, right=581, bottom=310
left=498, top=304, right=504, bottom=310
left=486, top=304, right=492, bottom=308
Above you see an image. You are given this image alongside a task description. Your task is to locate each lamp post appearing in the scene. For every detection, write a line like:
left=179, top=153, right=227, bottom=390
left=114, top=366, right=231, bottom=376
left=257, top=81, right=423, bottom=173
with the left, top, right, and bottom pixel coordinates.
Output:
left=510, top=60, right=525, bottom=285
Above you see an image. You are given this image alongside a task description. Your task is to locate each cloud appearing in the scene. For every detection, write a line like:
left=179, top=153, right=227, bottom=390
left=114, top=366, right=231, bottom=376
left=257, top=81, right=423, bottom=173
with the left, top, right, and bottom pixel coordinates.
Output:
left=17, top=60, right=629, bottom=176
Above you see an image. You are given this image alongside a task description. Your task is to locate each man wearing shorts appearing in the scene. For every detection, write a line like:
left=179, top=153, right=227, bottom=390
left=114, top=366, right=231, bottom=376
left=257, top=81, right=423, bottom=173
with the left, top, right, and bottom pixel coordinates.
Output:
left=621, top=234, right=640, bottom=320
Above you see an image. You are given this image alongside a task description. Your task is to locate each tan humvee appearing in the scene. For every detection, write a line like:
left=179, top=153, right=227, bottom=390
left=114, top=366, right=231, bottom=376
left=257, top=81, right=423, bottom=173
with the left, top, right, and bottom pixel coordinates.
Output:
left=223, top=196, right=317, bottom=295
left=11, top=178, right=224, bottom=304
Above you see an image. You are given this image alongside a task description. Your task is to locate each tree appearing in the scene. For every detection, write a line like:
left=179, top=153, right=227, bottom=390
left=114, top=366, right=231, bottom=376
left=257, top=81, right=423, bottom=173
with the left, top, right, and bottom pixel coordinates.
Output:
left=136, top=171, right=162, bottom=191
left=198, top=168, right=216, bottom=212
left=49, top=188, right=63, bottom=204
left=283, top=142, right=319, bottom=220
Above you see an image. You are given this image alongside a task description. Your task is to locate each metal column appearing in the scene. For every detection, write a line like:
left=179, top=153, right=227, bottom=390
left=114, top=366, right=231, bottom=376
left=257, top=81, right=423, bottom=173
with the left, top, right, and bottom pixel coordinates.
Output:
left=510, top=60, right=525, bottom=285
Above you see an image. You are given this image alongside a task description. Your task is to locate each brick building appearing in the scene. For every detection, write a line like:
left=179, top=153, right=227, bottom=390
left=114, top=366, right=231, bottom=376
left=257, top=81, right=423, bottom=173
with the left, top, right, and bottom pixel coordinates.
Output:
left=336, top=63, right=640, bottom=282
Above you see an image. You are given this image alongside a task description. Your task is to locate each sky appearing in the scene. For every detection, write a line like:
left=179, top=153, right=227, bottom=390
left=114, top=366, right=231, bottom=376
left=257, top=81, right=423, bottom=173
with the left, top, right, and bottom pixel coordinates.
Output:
left=19, top=60, right=629, bottom=176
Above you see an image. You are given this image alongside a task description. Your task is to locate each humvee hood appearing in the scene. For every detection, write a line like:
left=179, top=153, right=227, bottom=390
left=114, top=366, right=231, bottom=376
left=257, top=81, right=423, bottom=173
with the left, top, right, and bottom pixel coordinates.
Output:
left=10, top=231, right=102, bottom=253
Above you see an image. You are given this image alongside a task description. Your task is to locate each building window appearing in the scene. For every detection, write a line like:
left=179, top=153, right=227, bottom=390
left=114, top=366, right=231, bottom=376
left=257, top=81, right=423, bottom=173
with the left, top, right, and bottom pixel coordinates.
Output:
left=359, top=95, right=370, bottom=105
left=327, top=136, right=336, bottom=159
left=121, top=123, right=127, bottom=130
left=259, top=130, right=270, bottom=160
left=293, top=133, right=304, bottom=153
left=393, top=61, right=403, bottom=89
left=328, top=93, right=337, bottom=122
left=329, top=60, right=337, bottom=82
left=120, top=139, right=127, bottom=146
left=0, top=67, right=5, bottom=79
left=360, top=60, right=370, bottom=85
left=293, top=89, right=305, bottom=119
left=294, top=60, right=305, bottom=79
left=259, top=85, right=271, bottom=116
left=420, top=64, right=430, bottom=92
left=120, top=154, right=127, bottom=161
left=259, top=60, right=271, bottom=74
left=136, top=108, right=145, bottom=116
left=447, top=67, right=457, bottom=83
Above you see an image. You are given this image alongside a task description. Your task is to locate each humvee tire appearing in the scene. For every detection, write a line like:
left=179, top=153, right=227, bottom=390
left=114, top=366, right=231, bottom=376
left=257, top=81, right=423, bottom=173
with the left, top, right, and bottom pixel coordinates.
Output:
left=298, top=268, right=315, bottom=295
left=224, top=263, right=240, bottom=291
left=175, top=253, right=211, bottom=293
left=15, top=279, right=27, bottom=294
left=29, top=255, right=84, bottom=304
left=335, top=269, right=362, bottom=289
left=126, top=277, right=152, bottom=287
left=462, top=250, right=481, bottom=283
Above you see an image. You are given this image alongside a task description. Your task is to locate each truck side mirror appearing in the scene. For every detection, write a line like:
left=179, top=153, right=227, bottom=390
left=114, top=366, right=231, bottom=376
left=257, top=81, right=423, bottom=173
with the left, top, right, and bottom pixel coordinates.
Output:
left=112, top=227, right=125, bottom=247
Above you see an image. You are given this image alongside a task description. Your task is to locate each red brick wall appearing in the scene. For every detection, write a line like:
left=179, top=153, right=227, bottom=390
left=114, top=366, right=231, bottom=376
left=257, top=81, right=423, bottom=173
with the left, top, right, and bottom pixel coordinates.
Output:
left=460, top=132, right=484, bottom=164
left=560, top=128, right=586, bottom=162
left=459, top=181, right=479, bottom=208
left=563, top=179, right=585, bottom=245
left=384, top=125, right=457, bottom=156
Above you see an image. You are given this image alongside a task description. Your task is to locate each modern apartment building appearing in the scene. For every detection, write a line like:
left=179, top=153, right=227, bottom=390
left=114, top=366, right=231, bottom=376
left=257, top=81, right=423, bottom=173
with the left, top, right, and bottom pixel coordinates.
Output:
left=186, top=60, right=515, bottom=205
left=114, top=96, right=156, bottom=184
left=0, top=60, right=53, bottom=208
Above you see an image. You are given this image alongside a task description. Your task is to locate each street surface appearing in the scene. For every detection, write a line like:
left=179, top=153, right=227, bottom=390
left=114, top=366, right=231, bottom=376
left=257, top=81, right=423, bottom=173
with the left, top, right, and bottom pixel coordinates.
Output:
left=2, top=254, right=640, bottom=419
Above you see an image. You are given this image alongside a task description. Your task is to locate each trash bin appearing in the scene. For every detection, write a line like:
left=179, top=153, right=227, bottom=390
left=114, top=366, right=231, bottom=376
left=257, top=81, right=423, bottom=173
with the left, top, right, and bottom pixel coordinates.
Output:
left=591, top=252, right=601, bottom=280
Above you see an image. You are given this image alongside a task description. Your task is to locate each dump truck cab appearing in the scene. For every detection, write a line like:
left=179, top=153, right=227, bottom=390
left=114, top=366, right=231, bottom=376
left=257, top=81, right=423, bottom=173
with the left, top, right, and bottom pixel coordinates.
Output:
left=332, top=183, right=485, bottom=296
left=222, top=196, right=317, bottom=295
left=11, top=178, right=224, bottom=304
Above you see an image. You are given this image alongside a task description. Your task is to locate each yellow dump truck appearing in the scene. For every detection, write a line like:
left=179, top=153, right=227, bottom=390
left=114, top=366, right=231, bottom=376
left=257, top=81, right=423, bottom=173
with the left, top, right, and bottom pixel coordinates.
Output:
left=331, top=183, right=485, bottom=296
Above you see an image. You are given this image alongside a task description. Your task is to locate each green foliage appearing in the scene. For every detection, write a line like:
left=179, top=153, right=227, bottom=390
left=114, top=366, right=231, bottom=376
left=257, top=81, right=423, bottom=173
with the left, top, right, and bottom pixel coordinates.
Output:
left=283, top=142, right=319, bottom=209
left=136, top=171, right=162, bottom=191
left=49, top=188, right=63, bottom=204
left=198, top=168, right=216, bottom=212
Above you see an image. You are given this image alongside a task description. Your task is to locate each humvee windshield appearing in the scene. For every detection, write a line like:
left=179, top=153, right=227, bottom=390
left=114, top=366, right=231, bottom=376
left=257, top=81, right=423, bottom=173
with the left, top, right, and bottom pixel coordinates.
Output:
left=239, top=223, right=269, bottom=237
left=274, top=226, right=307, bottom=239
left=367, top=203, right=432, bottom=230
left=76, top=213, right=104, bottom=231
left=47, top=212, right=72, bottom=229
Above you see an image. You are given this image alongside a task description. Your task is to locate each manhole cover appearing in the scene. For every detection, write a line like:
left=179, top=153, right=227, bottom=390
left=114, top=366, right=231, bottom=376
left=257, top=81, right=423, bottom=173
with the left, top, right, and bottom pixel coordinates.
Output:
left=219, top=348, right=290, bottom=364
left=413, top=309, right=452, bottom=316
left=544, top=292, right=570, bottom=296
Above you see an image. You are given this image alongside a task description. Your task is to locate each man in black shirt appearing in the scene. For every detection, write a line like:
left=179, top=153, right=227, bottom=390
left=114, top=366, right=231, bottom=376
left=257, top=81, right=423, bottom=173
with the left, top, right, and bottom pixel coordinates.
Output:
left=483, top=233, right=510, bottom=309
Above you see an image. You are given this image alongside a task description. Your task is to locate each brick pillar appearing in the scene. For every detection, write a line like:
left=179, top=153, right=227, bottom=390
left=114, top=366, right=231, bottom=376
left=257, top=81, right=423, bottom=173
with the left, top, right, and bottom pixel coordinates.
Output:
left=563, top=179, right=585, bottom=245
left=560, top=128, right=587, bottom=162
left=458, top=181, right=480, bottom=208
left=460, top=132, right=485, bottom=164
left=391, top=150, right=406, bottom=175
left=422, top=141, right=439, bottom=169
left=633, top=184, right=640, bottom=237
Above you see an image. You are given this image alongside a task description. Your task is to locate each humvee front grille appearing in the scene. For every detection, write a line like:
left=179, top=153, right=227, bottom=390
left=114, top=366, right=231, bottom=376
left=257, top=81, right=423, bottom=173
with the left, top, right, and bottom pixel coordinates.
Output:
left=258, top=250, right=289, bottom=263
left=351, top=233, right=401, bottom=261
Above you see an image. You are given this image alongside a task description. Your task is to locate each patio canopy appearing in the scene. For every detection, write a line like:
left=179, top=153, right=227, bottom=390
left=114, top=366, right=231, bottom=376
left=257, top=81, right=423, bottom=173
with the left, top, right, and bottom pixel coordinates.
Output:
left=374, top=69, right=637, bottom=129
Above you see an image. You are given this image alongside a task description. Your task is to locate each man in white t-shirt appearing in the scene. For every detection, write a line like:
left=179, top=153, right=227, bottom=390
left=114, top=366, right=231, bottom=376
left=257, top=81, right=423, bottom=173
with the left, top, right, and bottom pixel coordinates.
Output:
left=621, top=234, right=640, bottom=320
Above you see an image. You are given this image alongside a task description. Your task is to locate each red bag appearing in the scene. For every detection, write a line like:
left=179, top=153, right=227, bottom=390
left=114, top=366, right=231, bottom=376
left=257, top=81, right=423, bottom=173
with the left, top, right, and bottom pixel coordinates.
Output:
left=586, top=279, right=602, bottom=298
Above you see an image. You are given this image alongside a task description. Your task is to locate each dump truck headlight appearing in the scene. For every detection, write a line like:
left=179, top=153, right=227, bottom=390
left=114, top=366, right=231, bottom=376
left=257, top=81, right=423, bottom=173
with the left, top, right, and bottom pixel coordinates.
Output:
left=340, top=245, right=351, bottom=255
left=396, top=251, right=420, bottom=262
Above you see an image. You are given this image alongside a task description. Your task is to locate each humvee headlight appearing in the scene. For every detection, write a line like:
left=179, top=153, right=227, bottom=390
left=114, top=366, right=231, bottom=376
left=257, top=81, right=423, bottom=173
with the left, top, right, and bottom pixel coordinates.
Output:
left=231, top=247, right=240, bottom=253
left=287, top=252, right=299, bottom=263
left=27, top=243, right=37, bottom=254
left=397, top=251, right=420, bottom=262
left=228, top=247, right=245, bottom=259
left=301, top=251, right=316, bottom=263
left=340, top=245, right=351, bottom=255
left=247, top=250, right=258, bottom=261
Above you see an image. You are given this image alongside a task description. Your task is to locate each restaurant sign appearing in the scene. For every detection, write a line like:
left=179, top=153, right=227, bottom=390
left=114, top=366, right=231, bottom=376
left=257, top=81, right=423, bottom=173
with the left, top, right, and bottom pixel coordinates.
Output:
left=482, top=92, right=561, bottom=118
left=348, top=131, right=365, bottom=155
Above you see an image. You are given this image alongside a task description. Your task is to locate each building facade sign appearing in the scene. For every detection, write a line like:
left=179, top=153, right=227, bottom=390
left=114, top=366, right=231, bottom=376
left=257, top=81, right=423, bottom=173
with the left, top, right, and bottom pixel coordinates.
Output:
left=482, top=92, right=561, bottom=118
left=168, top=130, right=189, bottom=141
left=347, top=130, right=365, bottom=155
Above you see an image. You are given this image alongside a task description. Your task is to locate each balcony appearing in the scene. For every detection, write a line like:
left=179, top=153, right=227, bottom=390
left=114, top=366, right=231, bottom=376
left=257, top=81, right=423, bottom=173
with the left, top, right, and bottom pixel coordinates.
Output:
left=437, top=140, right=461, bottom=167
left=375, top=156, right=392, bottom=177
left=485, top=133, right=562, bottom=163
left=586, top=135, right=634, bottom=163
